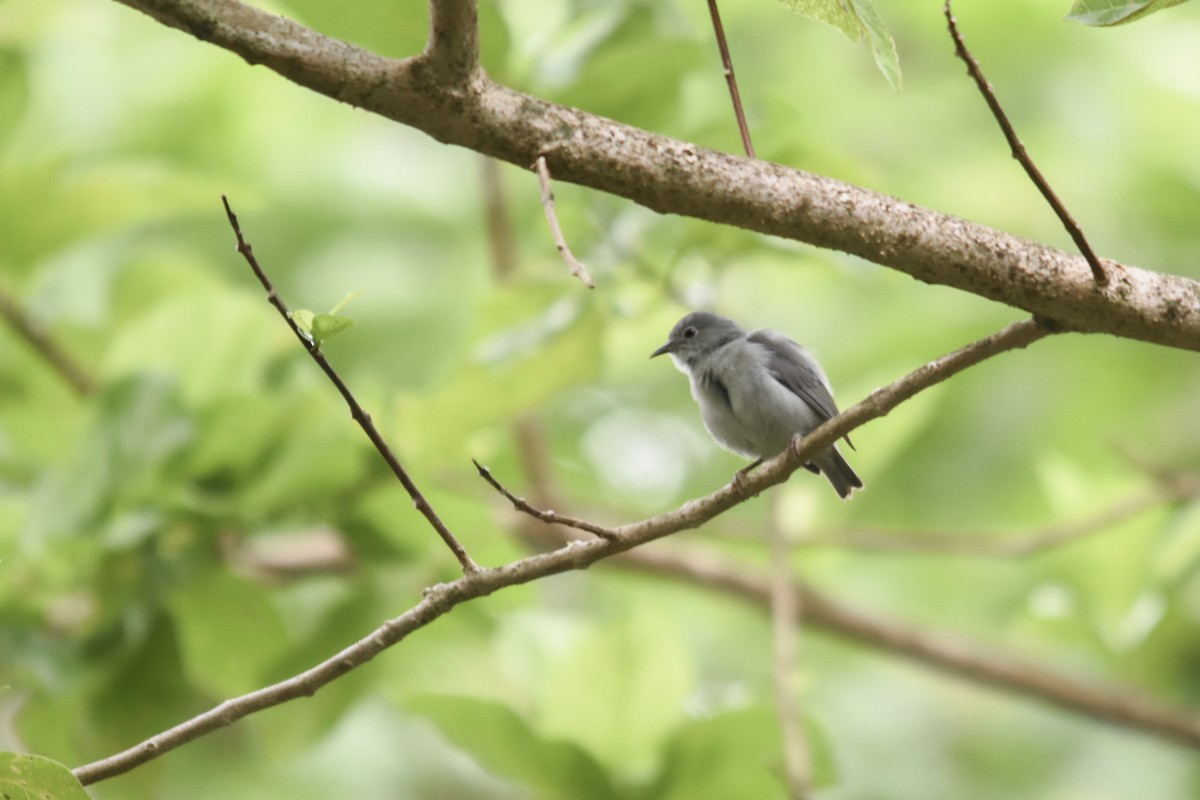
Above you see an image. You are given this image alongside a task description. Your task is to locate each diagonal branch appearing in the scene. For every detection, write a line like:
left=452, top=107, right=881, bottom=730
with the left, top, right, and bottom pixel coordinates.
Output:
left=944, top=1, right=1107, bottom=285
left=72, top=316, right=1053, bottom=785
left=221, top=196, right=482, bottom=575
left=705, top=0, right=756, bottom=158
left=0, top=284, right=97, bottom=398
left=107, top=0, right=1200, bottom=351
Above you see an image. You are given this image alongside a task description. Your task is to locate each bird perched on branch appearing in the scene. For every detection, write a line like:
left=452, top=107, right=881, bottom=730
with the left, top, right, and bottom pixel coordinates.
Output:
left=651, top=311, right=862, bottom=499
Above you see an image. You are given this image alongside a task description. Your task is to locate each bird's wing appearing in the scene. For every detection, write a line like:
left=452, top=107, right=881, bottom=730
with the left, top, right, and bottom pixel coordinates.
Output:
left=748, top=329, right=841, bottom=423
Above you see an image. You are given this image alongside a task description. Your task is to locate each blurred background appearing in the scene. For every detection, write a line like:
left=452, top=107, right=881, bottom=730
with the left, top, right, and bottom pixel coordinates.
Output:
left=2, top=0, right=1200, bottom=796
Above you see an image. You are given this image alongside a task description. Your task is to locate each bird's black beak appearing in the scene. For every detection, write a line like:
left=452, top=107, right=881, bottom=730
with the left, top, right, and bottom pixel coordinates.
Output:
left=650, top=340, right=675, bottom=359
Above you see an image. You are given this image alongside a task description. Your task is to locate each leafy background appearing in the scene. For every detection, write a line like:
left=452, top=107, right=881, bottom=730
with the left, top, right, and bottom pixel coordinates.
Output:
left=2, top=0, right=1200, bottom=797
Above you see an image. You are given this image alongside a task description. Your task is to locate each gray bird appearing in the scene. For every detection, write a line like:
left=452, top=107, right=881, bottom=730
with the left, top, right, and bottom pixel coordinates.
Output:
left=651, top=311, right=862, bottom=499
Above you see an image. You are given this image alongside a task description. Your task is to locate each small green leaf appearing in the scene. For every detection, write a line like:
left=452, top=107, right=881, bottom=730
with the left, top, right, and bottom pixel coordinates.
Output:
left=404, top=694, right=620, bottom=800
left=290, top=308, right=316, bottom=337
left=778, top=0, right=901, bottom=89
left=850, top=0, right=901, bottom=90
left=777, top=0, right=860, bottom=40
left=1065, top=0, right=1190, bottom=25
left=0, top=751, right=91, bottom=800
left=310, top=313, right=355, bottom=341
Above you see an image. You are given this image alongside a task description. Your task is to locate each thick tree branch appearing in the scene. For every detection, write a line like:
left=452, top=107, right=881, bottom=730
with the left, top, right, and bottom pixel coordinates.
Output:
left=109, top=0, right=1200, bottom=351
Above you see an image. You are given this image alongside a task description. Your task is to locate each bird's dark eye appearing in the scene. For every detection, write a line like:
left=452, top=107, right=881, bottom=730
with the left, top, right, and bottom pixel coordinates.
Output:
left=683, top=326, right=698, bottom=338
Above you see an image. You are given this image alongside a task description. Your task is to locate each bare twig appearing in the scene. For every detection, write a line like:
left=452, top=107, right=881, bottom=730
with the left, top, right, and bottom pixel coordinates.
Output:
left=768, top=497, right=810, bottom=799
left=533, top=156, right=595, bottom=288
left=472, top=459, right=616, bottom=540
left=72, top=317, right=1054, bottom=785
left=0, top=284, right=96, bottom=397
left=791, top=475, right=1200, bottom=556
left=220, top=196, right=482, bottom=575
left=705, top=0, right=755, bottom=158
left=943, top=1, right=1108, bottom=286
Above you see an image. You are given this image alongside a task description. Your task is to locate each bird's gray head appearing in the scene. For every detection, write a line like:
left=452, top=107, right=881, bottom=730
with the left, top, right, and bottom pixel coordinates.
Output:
left=650, top=311, right=746, bottom=370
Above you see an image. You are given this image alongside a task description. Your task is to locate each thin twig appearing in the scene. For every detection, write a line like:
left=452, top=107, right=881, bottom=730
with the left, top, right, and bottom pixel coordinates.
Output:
left=71, top=317, right=1055, bottom=785
left=705, top=0, right=755, bottom=158
left=533, top=156, right=595, bottom=288
left=220, top=196, right=481, bottom=575
left=473, top=459, right=616, bottom=540
left=943, top=1, right=1107, bottom=286
left=0, top=284, right=97, bottom=397
left=791, top=476, right=1200, bottom=556
left=768, top=496, right=811, bottom=799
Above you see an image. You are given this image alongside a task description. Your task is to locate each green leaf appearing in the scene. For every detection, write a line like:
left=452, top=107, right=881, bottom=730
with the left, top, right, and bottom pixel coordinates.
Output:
left=0, top=751, right=90, bottom=800
left=650, top=707, right=784, bottom=800
left=1065, top=0, right=1191, bottom=26
left=394, top=284, right=604, bottom=463
left=168, top=570, right=290, bottom=696
left=0, top=49, right=30, bottom=149
left=539, top=611, right=692, bottom=779
left=777, top=0, right=900, bottom=89
left=650, top=706, right=837, bottom=798
left=849, top=0, right=901, bottom=90
left=103, top=287, right=284, bottom=407
left=23, top=374, right=192, bottom=543
left=290, top=308, right=316, bottom=339
left=310, top=313, right=355, bottom=342
left=777, top=0, right=860, bottom=39
left=404, top=694, right=620, bottom=800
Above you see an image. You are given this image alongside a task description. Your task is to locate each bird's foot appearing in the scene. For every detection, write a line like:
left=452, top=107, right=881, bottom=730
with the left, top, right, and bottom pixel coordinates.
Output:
left=731, top=459, right=763, bottom=497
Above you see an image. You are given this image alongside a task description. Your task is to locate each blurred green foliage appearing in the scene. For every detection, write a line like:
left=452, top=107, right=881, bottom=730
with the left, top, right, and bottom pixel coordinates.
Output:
left=1, top=0, right=1200, bottom=797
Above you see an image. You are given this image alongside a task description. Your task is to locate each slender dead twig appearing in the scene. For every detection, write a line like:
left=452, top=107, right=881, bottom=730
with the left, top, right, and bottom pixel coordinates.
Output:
left=705, top=0, right=755, bottom=158
left=0, top=284, right=97, bottom=398
left=943, top=1, right=1107, bottom=286
left=473, top=459, right=616, bottom=539
left=73, top=317, right=1052, bottom=786
left=220, top=196, right=481, bottom=575
left=533, top=156, right=595, bottom=288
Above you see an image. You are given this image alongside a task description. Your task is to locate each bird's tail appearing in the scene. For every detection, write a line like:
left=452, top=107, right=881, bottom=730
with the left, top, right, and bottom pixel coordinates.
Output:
left=818, top=448, right=863, bottom=499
